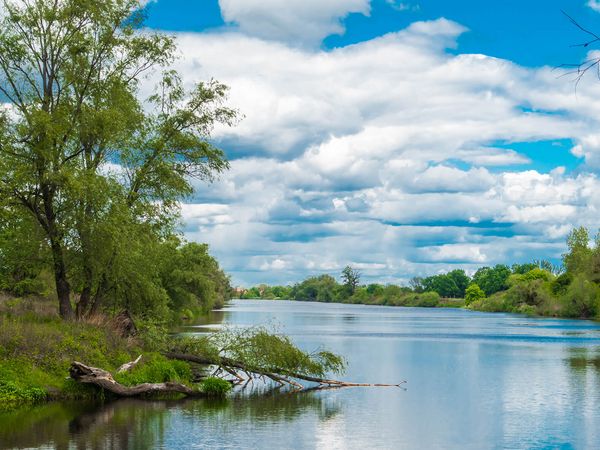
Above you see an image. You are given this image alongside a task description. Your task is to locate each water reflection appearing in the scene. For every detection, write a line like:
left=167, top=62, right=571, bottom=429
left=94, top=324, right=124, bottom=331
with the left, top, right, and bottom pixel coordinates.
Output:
left=4, top=301, right=600, bottom=449
left=0, top=390, right=340, bottom=449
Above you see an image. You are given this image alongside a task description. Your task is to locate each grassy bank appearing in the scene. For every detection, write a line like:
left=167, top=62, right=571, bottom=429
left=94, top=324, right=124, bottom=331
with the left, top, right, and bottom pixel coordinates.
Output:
left=0, top=295, right=221, bottom=411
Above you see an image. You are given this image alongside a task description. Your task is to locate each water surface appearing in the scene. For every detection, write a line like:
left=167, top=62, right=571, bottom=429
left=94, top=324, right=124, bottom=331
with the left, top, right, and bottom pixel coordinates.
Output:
left=3, top=300, right=600, bottom=449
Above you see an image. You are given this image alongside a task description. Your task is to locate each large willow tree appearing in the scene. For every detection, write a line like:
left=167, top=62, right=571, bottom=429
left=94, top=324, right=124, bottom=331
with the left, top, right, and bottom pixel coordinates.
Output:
left=0, top=0, right=236, bottom=319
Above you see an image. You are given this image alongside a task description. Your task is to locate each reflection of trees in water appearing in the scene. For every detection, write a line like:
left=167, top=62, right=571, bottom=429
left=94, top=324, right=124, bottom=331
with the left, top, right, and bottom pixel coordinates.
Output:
left=565, top=347, right=600, bottom=395
left=0, top=390, right=340, bottom=449
left=566, top=347, right=600, bottom=373
left=190, top=388, right=341, bottom=423
left=174, top=307, right=227, bottom=333
left=0, top=400, right=168, bottom=450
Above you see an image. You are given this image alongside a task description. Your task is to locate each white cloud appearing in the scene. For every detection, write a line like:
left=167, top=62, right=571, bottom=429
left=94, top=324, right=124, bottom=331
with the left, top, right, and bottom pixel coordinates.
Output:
left=588, top=1, right=600, bottom=12
left=155, top=19, right=600, bottom=285
left=217, top=0, right=370, bottom=46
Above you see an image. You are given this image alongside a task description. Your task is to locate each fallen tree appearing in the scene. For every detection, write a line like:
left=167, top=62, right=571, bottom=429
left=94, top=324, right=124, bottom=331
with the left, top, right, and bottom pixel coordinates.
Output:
left=69, top=326, right=406, bottom=397
left=69, top=362, right=202, bottom=397
left=164, top=326, right=405, bottom=390
left=163, top=351, right=405, bottom=390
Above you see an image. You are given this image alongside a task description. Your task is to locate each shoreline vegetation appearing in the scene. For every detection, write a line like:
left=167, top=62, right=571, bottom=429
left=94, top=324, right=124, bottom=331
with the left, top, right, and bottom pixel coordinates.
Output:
left=237, top=227, right=600, bottom=321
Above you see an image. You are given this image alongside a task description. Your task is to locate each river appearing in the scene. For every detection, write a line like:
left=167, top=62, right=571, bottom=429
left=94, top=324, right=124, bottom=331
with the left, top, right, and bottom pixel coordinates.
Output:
left=2, top=300, right=600, bottom=449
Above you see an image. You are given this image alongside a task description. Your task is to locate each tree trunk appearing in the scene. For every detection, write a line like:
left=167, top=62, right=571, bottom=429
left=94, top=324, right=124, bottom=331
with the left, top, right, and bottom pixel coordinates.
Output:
left=50, top=237, right=74, bottom=320
left=69, top=362, right=203, bottom=397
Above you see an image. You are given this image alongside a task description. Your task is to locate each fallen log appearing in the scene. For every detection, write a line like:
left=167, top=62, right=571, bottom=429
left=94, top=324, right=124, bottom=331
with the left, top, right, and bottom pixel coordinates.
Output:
left=69, top=362, right=203, bottom=397
left=163, top=352, right=406, bottom=390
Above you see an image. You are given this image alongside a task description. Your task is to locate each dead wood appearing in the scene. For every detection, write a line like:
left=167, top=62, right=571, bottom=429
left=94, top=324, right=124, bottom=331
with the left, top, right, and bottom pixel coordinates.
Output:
left=69, top=362, right=203, bottom=397
left=163, top=352, right=406, bottom=390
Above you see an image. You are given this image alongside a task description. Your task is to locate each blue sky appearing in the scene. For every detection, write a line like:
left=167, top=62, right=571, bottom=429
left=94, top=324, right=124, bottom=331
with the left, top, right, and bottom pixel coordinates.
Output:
left=141, top=0, right=600, bottom=286
left=145, top=0, right=596, bottom=66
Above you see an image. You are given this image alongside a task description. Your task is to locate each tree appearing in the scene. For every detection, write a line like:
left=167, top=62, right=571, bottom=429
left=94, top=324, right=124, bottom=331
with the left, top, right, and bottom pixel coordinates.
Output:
left=292, top=275, right=338, bottom=302
left=422, top=274, right=459, bottom=298
left=409, top=276, right=424, bottom=293
left=472, top=265, right=511, bottom=296
left=341, top=266, right=360, bottom=295
left=0, top=0, right=236, bottom=319
left=562, top=226, right=592, bottom=275
left=447, top=269, right=470, bottom=297
left=464, top=283, right=485, bottom=306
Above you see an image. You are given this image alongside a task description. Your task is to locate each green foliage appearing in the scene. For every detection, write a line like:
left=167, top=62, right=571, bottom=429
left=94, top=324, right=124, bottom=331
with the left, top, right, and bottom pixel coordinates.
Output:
left=292, top=275, right=338, bottom=302
left=422, top=274, right=461, bottom=298
left=561, top=276, right=600, bottom=319
left=465, top=283, right=485, bottom=306
left=472, top=265, right=511, bottom=296
left=521, top=268, right=553, bottom=282
left=0, top=301, right=144, bottom=409
left=552, top=272, right=573, bottom=296
left=114, top=355, right=193, bottom=386
left=175, top=326, right=346, bottom=379
left=505, top=278, right=552, bottom=307
left=341, top=266, right=360, bottom=295
left=200, top=377, right=232, bottom=397
left=161, top=240, right=231, bottom=316
left=0, top=0, right=236, bottom=319
left=0, top=380, right=46, bottom=411
left=511, top=263, right=538, bottom=274
left=468, top=293, right=508, bottom=313
left=563, top=227, right=592, bottom=275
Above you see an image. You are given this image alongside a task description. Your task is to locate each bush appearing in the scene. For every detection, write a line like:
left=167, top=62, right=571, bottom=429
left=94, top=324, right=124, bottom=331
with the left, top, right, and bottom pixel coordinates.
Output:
left=465, top=283, right=485, bottom=306
left=562, top=276, right=600, bottom=319
left=469, top=293, right=508, bottom=312
left=521, top=268, right=553, bottom=282
left=200, top=377, right=232, bottom=397
left=505, top=279, right=552, bottom=307
left=0, top=380, right=46, bottom=410
left=551, top=272, right=573, bottom=296
left=516, top=304, right=536, bottom=316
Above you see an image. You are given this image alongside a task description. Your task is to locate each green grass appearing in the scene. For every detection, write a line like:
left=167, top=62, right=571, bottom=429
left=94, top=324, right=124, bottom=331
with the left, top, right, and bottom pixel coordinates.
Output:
left=0, top=296, right=205, bottom=410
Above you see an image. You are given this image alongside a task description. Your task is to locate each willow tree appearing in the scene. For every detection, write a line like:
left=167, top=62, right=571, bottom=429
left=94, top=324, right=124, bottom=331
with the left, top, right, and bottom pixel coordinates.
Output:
left=0, top=0, right=236, bottom=319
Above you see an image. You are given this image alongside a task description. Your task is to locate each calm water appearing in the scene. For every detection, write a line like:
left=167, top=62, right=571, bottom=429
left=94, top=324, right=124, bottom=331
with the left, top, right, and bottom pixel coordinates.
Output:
left=3, top=300, right=600, bottom=449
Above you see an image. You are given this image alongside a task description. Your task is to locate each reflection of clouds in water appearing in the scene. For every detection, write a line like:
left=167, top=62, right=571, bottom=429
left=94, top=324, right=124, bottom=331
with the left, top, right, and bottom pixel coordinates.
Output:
left=315, top=413, right=349, bottom=450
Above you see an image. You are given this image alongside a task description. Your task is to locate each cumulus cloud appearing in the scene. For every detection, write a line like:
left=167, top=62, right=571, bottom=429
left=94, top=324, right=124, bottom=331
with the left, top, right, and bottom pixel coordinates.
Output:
left=153, top=18, right=600, bottom=285
left=588, top=1, right=600, bottom=12
left=217, top=0, right=370, bottom=46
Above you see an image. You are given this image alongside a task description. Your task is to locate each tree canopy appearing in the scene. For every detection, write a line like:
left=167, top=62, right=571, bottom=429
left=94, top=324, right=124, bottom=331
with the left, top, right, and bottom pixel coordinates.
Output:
left=0, top=0, right=236, bottom=319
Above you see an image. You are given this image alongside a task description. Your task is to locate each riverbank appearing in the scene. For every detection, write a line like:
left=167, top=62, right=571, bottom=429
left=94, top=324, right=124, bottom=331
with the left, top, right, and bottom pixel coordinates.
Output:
left=0, top=296, right=206, bottom=411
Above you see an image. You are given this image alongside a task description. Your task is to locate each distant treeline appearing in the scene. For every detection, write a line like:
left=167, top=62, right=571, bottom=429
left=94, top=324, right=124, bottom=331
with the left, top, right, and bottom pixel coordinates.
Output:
left=239, top=227, right=600, bottom=319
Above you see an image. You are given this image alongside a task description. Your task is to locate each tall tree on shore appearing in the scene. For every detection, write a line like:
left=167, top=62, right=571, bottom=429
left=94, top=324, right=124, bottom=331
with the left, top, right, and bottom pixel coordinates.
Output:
left=341, top=265, right=360, bottom=295
left=0, top=0, right=236, bottom=319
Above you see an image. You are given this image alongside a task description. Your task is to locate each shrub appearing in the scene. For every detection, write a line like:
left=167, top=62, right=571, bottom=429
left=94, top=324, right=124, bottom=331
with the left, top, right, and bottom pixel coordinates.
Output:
left=465, top=283, right=485, bottom=306
left=200, top=377, right=232, bottom=397
left=469, top=293, right=507, bottom=312
left=505, top=279, right=552, bottom=307
left=516, top=304, right=536, bottom=316
left=562, top=276, right=600, bottom=319
left=551, top=272, right=573, bottom=296
left=521, top=268, right=553, bottom=282
left=0, top=380, right=46, bottom=410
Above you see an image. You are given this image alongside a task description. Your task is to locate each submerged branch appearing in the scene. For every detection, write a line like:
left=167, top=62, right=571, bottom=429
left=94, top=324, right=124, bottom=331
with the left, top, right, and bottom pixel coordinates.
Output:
left=163, top=351, right=406, bottom=390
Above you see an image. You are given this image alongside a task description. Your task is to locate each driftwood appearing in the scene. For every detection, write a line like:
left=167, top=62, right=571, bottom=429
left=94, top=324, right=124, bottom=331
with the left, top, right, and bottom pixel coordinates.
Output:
left=69, top=361, right=203, bottom=397
left=117, top=355, right=142, bottom=373
left=163, top=352, right=406, bottom=390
